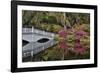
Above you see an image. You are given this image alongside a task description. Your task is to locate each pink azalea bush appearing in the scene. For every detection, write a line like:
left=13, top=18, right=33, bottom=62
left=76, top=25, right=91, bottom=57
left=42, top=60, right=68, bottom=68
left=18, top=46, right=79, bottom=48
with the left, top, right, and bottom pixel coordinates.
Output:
left=55, top=25, right=90, bottom=59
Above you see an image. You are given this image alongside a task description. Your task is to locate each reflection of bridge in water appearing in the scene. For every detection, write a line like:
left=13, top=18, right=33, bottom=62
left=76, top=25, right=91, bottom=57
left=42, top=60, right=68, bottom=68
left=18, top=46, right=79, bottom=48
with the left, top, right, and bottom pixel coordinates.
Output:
left=22, top=27, right=56, bottom=58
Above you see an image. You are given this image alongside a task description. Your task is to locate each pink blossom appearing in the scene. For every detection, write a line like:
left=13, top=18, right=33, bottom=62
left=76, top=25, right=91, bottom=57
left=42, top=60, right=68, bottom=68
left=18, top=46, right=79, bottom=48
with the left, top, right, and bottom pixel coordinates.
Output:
left=58, top=29, right=67, bottom=38
left=74, top=43, right=81, bottom=48
left=75, top=30, right=87, bottom=40
left=59, top=41, right=67, bottom=49
left=75, top=35, right=81, bottom=41
left=74, top=43, right=85, bottom=55
left=75, top=30, right=87, bottom=36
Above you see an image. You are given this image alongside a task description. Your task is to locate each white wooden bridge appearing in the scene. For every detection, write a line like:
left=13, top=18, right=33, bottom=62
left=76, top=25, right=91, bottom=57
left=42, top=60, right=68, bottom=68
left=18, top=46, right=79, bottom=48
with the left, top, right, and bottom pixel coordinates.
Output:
left=22, top=27, right=56, bottom=58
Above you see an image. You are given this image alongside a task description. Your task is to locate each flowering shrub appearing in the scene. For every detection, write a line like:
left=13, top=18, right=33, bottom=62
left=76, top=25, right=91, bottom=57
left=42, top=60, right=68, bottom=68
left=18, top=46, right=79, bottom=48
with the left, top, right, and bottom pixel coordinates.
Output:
left=54, top=24, right=90, bottom=59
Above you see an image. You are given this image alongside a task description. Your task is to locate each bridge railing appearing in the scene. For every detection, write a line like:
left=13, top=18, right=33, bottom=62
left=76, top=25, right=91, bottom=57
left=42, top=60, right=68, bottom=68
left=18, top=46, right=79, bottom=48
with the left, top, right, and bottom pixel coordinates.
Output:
left=22, top=28, right=55, bottom=37
left=22, top=40, right=56, bottom=58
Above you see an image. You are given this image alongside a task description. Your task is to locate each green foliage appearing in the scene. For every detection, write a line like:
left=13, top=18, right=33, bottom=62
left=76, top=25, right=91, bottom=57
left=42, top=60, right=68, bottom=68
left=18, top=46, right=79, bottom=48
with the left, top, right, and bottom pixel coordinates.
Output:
left=40, top=16, right=57, bottom=24
left=66, top=35, right=75, bottom=43
left=41, top=46, right=63, bottom=61
left=22, top=10, right=90, bottom=61
left=22, top=10, right=90, bottom=29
